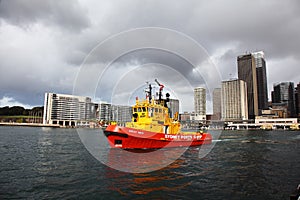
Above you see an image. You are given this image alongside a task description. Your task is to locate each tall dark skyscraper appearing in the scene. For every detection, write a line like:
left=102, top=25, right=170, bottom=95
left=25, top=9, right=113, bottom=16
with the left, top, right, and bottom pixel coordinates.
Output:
left=296, top=83, right=300, bottom=117
left=237, top=53, right=258, bottom=119
left=237, top=51, right=268, bottom=119
left=272, top=82, right=296, bottom=117
left=253, top=52, right=268, bottom=111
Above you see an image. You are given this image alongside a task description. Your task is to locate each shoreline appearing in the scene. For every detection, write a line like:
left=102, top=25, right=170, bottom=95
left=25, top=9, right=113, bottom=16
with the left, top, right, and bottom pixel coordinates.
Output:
left=0, top=122, right=299, bottom=131
left=0, top=122, right=60, bottom=128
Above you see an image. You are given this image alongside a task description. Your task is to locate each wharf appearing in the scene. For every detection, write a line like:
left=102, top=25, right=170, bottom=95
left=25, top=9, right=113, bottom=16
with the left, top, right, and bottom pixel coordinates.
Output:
left=226, top=123, right=299, bottom=130
left=0, top=122, right=60, bottom=128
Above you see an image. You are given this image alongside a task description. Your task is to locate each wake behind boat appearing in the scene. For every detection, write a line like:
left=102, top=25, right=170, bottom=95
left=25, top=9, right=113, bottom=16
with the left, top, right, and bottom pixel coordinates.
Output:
left=104, top=79, right=212, bottom=149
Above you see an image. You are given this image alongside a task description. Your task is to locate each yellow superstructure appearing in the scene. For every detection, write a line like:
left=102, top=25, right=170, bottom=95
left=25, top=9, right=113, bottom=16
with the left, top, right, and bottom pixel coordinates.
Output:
left=125, top=98, right=180, bottom=134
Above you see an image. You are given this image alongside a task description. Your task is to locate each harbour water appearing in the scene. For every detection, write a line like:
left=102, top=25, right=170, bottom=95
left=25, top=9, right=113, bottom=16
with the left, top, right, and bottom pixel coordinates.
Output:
left=0, top=126, right=299, bottom=199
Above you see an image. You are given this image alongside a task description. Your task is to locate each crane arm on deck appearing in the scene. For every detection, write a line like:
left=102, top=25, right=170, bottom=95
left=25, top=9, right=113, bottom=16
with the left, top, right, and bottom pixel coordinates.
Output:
left=155, top=79, right=164, bottom=91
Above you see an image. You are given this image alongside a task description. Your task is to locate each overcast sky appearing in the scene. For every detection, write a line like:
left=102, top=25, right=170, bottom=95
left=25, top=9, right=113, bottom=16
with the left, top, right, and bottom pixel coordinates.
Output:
left=0, top=0, right=299, bottom=112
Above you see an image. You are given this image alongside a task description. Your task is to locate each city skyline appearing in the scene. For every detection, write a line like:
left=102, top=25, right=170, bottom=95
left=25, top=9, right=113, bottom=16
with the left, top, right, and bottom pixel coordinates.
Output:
left=1, top=1, right=300, bottom=112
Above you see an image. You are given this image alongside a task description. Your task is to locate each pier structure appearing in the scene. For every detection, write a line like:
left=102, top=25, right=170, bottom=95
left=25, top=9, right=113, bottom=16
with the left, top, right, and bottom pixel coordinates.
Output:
left=0, top=122, right=59, bottom=128
left=226, top=118, right=299, bottom=130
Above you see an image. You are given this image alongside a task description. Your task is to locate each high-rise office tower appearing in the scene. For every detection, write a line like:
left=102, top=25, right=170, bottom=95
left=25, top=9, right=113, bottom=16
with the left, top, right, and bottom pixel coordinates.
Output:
left=237, top=53, right=258, bottom=119
left=212, top=88, right=221, bottom=120
left=296, top=83, right=300, bottom=117
left=194, top=87, right=206, bottom=120
left=237, top=51, right=268, bottom=119
left=221, top=79, right=248, bottom=121
left=272, top=82, right=296, bottom=117
left=253, top=51, right=268, bottom=111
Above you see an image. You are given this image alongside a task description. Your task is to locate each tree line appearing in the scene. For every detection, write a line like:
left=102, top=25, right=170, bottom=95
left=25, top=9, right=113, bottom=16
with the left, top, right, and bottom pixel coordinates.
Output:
left=0, top=106, right=44, bottom=116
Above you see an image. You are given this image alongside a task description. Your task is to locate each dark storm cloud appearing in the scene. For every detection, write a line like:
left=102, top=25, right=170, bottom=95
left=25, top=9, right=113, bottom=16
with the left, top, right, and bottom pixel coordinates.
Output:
left=73, top=27, right=221, bottom=108
left=108, top=49, right=206, bottom=84
left=0, top=0, right=90, bottom=32
left=92, top=49, right=206, bottom=102
left=0, top=0, right=299, bottom=110
left=78, top=0, right=300, bottom=85
left=88, top=0, right=300, bottom=59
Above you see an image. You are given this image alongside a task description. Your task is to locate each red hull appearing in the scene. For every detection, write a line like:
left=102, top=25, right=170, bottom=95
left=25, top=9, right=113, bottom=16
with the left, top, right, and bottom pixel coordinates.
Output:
left=104, top=125, right=212, bottom=149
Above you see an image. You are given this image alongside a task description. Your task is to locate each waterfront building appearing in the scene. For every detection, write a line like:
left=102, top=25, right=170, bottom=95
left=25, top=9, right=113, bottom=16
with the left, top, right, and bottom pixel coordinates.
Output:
left=43, top=93, right=96, bottom=126
left=194, top=87, right=206, bottom=121
left=98, top=102, right=132, bottom=123
left=254, top=117, right=298, bottom=130
left=227, top=117, right=298, bottom=130
left=98, top=102, right=112, bottom=122
left=272, top=82, right=296, bottom=117
left=296, top=83, right=300, bottom=117
left=111, top=105, right=132, bottom=124
left=237, top=51, right=268, bottom=119
left=179, top=112, right=191, bottom=122
left=221, top=79, right=248, bottom=121
left=212, top=88, right=221, bottom=120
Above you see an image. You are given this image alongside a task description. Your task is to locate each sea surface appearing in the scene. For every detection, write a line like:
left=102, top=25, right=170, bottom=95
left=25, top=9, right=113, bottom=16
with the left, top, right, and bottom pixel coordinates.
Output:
left=0, top=126, right=299, bottom=200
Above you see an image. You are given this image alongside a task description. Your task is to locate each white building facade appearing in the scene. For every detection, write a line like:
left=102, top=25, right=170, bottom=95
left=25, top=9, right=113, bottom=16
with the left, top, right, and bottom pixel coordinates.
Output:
left=194, top=87, right=206, bottom=121
left=98, top=102, right=132, bottom=124
left=221, top=79, right=248, bottom=121
left=43, top=93, right=96, bottom=126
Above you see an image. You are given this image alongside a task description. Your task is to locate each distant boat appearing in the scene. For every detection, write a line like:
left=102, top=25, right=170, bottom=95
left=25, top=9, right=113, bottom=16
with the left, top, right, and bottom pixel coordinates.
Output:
left=290, top=124, right=300, bottom=130
left=104, top=79, right=212, bottom=149
left=260, top=123, right=273, bottom=130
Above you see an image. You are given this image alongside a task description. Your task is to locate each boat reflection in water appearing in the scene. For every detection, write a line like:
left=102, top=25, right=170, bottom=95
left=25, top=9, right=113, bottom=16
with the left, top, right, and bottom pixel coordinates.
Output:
left=105, top=147, right=188, bottom=173
left=104, top=151, right=190, bottom=197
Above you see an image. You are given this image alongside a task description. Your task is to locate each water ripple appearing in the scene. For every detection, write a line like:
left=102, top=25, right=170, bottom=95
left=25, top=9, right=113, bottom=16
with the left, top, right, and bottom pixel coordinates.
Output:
left=0, top=127, right=299, bottom=200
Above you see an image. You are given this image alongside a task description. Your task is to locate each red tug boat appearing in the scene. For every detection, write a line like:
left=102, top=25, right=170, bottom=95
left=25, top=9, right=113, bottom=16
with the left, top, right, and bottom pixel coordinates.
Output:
left=104, top=79, right=212, bottom=149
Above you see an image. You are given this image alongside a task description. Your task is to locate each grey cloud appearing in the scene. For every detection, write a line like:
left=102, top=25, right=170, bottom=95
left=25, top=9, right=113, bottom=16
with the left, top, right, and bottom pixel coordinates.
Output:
left=0, top=0, right=90, bottom=32
left=80, top=0, right=300, bottom=62
left=0, top=0, right=299, bottom=110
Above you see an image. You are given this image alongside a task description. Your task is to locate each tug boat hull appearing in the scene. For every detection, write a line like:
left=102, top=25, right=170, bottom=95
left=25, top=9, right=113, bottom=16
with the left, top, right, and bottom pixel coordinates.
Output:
left=104, top=125, right=212, bottom=149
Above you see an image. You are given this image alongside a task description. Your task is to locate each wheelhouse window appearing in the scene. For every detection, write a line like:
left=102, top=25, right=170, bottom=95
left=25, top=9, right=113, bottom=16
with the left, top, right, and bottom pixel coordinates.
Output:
left=136, top=107, right=147, bottom=112
left=148, top=107, right=154, bottom=117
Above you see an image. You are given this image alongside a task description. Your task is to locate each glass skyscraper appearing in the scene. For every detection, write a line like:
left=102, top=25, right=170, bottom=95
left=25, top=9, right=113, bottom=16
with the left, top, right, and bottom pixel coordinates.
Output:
left=272, top=82, right=296, bottom=117
left=296, top=83, right=300, bottom=117
left=253, top=51, right=268, bottom=111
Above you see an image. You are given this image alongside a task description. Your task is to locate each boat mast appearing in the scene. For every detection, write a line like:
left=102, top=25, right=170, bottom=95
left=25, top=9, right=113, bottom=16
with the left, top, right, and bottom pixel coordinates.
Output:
left=145, top=81, right=152, bottom=102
